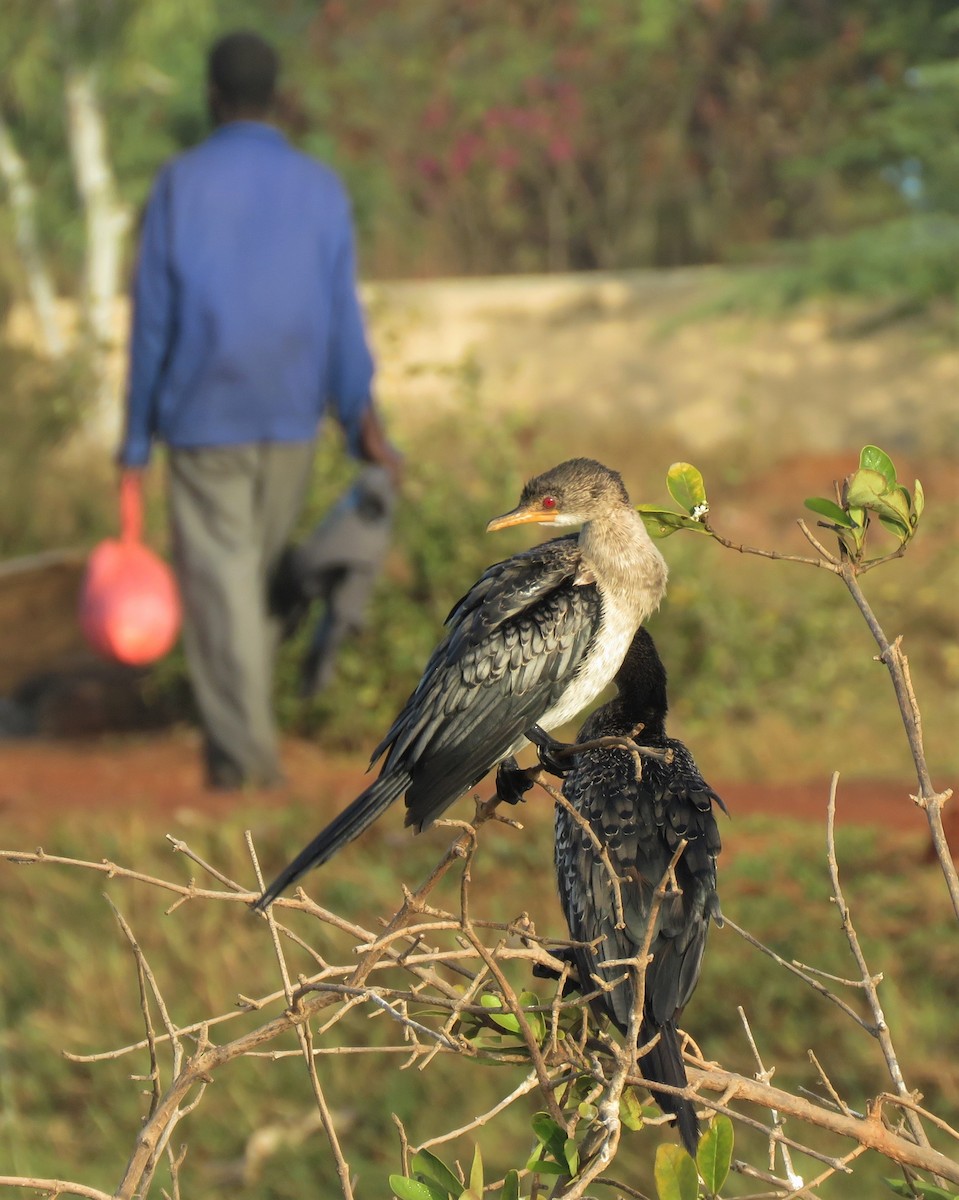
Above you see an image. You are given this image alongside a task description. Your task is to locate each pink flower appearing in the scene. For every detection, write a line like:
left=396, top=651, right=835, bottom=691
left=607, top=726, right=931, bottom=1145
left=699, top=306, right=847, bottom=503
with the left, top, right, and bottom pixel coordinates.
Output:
left=449, top=132, right=483, bottom=175
left=548, top=134, right=574, bottom=164
left=416, top=155, right=443, bottom=181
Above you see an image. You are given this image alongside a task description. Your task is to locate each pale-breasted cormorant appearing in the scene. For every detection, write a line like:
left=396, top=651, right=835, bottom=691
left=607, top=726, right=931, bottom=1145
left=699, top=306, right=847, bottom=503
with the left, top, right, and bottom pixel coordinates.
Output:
left=529, top=626, right=725, bottom=1156
left=254, top=458, right=668, bottom=911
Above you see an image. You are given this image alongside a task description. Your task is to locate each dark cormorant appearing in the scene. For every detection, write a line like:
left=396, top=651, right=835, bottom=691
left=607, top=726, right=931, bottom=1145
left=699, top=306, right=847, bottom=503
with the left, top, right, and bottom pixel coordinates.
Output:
left=529, top=626, right=725, bottom=1156
left=254, top=459, right=668, bottom=911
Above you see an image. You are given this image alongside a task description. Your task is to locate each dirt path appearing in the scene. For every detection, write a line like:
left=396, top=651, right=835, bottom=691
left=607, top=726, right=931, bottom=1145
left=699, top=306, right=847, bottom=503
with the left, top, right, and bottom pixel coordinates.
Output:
left=0, top=729, right=936, bottom=843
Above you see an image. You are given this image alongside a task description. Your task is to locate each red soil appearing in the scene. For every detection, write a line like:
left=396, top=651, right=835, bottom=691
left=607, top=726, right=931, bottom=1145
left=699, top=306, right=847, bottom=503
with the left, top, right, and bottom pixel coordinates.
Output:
left=0, top=729, right=947, bottom=850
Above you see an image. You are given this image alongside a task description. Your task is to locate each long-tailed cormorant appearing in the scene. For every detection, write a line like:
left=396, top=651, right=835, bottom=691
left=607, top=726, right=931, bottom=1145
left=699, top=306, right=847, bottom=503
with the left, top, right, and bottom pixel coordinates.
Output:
left=254, top=458, right=667, bottom=911
left=529, top=626, right=725, bottom=1156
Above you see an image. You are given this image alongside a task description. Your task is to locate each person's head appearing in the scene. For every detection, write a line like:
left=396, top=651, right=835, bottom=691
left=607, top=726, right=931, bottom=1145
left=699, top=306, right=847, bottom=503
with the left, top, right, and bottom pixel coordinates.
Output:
left=207, top=31, right=279, bottom=125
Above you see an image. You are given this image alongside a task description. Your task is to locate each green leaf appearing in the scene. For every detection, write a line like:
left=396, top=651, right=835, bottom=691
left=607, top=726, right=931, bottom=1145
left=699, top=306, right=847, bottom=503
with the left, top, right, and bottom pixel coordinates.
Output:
left=697, top=1114, right=734, bottom=1195
left=619, top=1088, right=645, bottom=1131
left=884, top=487, right=912, bottom=526
left=803, top=496, right=857, bottom=527
left=519, top=990, right=546, bottom=1041
left=884, top=1180, right=959, bottom=1199
left=654, top=1143, right=699, bottom=1200
left=530, top=1112, right=567, bottom=1161
left=480, top=994, right=521, bottom=1033
left=860, top=444, right=897, bottom=485
left=563, top=1137, right=579, bottom=1176
left=578, top=1100, right=598, bottom=1121
left=843, top=506, right=868, bottom=553
left=666, top=461, right=708, bottom=516
left=524, top=1146, right=565, bottom=1174
left=411, top=1151, right=463, bottom=1196
left=501, top=1170, right=521, bottom=1200
left=389, top=1175, right=448, bottom=1200
left=469, top=1144, right=484, bottom=1195
left=635, top=505, right=712, bottom=539
left=877, top=514, right=911, bottom=544
left=845, top=467, right=893, bottom=508
left=845, top=468, right=912, bottom=529
left=914, top=477, right=925, bottom=520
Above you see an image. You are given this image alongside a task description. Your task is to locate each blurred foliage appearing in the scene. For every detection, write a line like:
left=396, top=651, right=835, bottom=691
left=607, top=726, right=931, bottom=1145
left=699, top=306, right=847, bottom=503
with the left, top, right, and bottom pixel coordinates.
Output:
left=0, top=343, right=115, bottom=555
left=273, top=364, right=530, bottom=744
left=3, top=0, right=959, bottom=288
left=0, top=803, right=954, bottom=1197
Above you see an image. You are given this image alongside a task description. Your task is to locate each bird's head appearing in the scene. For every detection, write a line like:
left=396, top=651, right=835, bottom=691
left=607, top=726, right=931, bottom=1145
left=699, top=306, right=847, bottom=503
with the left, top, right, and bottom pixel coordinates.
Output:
left=487, top=458, right=630, bottom=532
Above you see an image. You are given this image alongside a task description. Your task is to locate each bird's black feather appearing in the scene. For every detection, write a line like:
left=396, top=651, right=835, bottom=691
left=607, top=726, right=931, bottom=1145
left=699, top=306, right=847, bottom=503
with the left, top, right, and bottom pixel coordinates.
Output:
left=254, top=537, right=601, bottom=910
left=550, top=627, right=725, bottom=1155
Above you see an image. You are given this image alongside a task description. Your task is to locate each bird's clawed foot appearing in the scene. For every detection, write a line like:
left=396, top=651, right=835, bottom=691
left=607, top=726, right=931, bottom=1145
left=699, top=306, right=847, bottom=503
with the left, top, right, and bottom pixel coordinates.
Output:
left=526, top=723, right=574, bottom=778
left=495, top=755, right=538, bottom=805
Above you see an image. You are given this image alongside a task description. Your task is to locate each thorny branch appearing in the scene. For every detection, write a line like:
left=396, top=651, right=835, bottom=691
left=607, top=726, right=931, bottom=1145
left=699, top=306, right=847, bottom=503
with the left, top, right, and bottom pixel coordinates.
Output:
left=704, top=511, right=959, bottom=920
left=825, top=774, right=940, bottom=1170
left=554, top=839, right=692, bottom=1200
left=2, top=794, right=959, bottom=1199
left=835, top=566, right=959, bottom=918
left=246, top=832, right=356, bottom=1200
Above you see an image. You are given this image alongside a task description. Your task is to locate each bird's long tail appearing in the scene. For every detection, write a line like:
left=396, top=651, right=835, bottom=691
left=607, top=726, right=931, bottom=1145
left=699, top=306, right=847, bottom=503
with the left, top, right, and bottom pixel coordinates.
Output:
left=253, top=771, right=410, bottom=911
left=639, top=1019, right=700, bottom=1157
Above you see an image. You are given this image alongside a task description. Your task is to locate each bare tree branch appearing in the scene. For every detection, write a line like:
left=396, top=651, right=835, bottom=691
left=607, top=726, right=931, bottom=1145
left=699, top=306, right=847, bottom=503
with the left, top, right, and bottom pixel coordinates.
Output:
left=0, top=1179, right=112, bottom=1200
left=825, top=775, right=936, bottom=1163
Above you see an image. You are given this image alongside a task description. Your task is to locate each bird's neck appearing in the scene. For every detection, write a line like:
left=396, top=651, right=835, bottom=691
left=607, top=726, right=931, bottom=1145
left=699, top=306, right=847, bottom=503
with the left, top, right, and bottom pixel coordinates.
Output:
left=579, top=507, right=668, bottom=623
left=609, top=694, right=667, bottom=741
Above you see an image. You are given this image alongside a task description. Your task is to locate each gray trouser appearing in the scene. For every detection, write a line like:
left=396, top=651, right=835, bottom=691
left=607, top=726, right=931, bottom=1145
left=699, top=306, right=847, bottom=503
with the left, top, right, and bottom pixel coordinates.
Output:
left=167, top=442, right=315, bottom=786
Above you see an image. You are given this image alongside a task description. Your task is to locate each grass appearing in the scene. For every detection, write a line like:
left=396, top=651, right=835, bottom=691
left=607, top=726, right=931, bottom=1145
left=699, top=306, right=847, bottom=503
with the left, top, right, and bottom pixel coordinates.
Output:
left=1, top=800, right=957, bottom=1198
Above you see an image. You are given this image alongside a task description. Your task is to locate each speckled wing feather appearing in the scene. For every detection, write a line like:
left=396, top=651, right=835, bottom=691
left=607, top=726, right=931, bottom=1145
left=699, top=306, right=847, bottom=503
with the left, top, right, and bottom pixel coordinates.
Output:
left=369, top=536, right=603, bottom=830
left=555, top=717, right=723, bottom=1035
left=554, top=715, right=723, bottom=1155
left=253, top=537, right=603, bottom=910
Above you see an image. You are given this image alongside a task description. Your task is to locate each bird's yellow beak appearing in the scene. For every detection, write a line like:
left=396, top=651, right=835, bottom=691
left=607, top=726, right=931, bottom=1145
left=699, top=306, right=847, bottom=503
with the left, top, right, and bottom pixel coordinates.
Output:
left=486, top=505, right=557, bottom=532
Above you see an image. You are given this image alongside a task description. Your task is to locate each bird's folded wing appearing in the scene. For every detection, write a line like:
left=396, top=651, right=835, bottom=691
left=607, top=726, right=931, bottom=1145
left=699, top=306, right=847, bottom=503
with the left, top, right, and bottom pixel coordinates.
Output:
left=367, top=538, right=602, bottom=829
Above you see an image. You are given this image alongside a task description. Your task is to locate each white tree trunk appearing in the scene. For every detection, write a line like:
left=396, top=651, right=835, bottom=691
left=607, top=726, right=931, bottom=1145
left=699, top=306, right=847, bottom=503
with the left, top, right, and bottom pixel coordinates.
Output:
left=62, top=61, right=131, bottom=442
left=0, top=112, right=65, bottom=358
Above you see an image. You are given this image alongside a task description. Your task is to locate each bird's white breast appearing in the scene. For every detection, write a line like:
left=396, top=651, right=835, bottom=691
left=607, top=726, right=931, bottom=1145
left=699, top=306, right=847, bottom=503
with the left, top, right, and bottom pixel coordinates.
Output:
left=537, top=583, right=641, bottom=732
left=508, top=508, right=667, bottom=755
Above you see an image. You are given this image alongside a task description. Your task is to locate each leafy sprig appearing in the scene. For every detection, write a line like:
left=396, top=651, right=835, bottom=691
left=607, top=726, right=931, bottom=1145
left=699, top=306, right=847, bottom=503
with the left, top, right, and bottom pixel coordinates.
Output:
left=804, top=444, right=923, bottom=561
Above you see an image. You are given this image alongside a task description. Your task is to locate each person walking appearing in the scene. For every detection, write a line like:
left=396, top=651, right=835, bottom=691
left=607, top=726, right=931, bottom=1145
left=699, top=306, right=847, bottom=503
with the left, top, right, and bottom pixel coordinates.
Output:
left=118, top=30, right=401, bottom=789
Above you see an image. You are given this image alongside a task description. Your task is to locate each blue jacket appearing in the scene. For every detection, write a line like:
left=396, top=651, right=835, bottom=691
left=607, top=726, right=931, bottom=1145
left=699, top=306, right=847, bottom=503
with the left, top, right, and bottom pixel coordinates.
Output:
left=119, top=122, right=374, bottom=467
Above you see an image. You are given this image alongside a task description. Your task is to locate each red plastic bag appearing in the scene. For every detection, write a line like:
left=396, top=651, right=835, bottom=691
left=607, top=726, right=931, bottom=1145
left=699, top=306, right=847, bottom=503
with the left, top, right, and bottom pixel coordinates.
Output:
left=79, top=473, right=181, bottom=665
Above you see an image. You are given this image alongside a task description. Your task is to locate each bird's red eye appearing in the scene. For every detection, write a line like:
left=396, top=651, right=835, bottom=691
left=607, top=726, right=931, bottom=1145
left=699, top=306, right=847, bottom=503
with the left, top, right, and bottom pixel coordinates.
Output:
left=542, top=496, right=557, bottom=510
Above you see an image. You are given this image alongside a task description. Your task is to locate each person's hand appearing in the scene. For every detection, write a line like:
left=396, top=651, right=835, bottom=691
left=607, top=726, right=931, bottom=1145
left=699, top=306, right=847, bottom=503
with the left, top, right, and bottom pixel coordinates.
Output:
left=358, top=406, right=404, bottom=489
left=116, top=467, right=148, bottom=540
left=374, top=440, right=404, bottom=490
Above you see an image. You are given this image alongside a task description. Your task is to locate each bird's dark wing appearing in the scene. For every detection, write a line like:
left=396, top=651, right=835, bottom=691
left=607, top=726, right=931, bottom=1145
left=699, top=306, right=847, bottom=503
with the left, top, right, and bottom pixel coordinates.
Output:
left=368, top=536, right=602, bottom=832
left=555, top=732, right=723, bottom=1035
